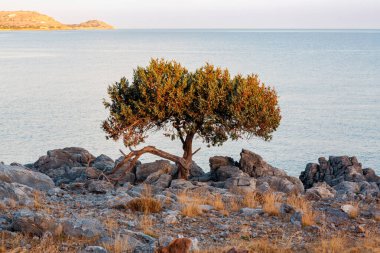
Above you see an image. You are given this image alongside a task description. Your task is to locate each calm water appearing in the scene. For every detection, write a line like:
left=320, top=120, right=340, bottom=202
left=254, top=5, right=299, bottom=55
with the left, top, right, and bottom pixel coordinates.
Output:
left=0, top=29, right=379, bottom=176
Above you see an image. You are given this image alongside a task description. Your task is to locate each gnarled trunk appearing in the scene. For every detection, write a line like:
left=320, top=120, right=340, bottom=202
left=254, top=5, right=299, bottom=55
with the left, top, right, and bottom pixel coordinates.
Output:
left=107, top=132, right=197, bottom=182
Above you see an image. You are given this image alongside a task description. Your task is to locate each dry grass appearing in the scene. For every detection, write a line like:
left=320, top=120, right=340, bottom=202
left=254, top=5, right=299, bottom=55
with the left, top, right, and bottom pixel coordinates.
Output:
left=242, top=192, right=258, bottom=208
left=139, top=215, right=157, bottom=238
left=103, top=218, right=119, bottom=236
left=315, top=236, right=346, bottom=253
left=212, top=194, right=225, bottom=211
left=347, top=202, right=360, bottom=219
left=102, top=234, right=129, bottom=253
left=33, top=191, right=43, bottom=210
left=177, top=190, right=205, bottom=217
left=126, top=197, right=162, bottom=213
left=228, top=197, right=241, bottom=212
left=262, top=192, right=281, bottom=216
left=287, top=195, right=316, bottom=226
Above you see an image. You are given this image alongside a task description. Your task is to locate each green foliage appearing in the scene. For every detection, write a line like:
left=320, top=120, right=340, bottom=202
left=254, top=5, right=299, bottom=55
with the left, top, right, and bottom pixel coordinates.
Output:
left=103, top=58, right=281, bottom=149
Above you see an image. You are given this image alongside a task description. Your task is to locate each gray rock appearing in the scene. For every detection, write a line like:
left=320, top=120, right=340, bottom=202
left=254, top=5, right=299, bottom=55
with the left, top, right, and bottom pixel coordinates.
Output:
left=333, top=181, right=360, bottom=195
left=215, top=166, right=245, bottom=181
left=305, top=182, right=336, bottom=200
left=92, top=154, right=114, bottom=173
left=209, top=156, right=235, bottom=171
left=0, top=164, right=54, bottom=191
left=61, top=218, right=105, bottom=238
left=12, top=209, right=62, bottom=237
left=34, top=147, right=95, bottom=172
left=136, top=160, right=175, bottom=182
left=239, top=149, right=286, bottom=178
left=240, top=208, right=263, bottom=216
left=163, top=214, right=178, bottom=224
left=256, top=176, right=304, bottom=194
left=299, top=156, right=378, bottom=190
left=83, top=246, right=108, bottom=253
left=170, top=179, right=195, bottom=190
left=290, top=211, right=302, bottom=226
left=224, top=176, right=256, bottom=193
left=87, top=180, right=114, bottom=194
left=189, top=162, right=205, bottom=178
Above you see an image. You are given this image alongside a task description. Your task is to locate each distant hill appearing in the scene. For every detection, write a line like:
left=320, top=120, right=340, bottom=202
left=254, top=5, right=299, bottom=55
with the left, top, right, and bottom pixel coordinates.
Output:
left=0, top=11, right=114, bottom=30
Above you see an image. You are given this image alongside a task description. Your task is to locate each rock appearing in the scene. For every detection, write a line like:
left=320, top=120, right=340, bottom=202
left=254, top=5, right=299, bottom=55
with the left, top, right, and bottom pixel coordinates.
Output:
left=158, top=235, right=175, bottom=247
left=61, top=218, right=105, bottom=238
left=12, top=209, right=62, bottom=237
left=239, top=149, right=286, bottom=178
left=199, top=204, right=214, bottom=211
left=85, top=167, right=102, bottom=179
left=341, top=204, right=356, bottom=215
left=170, top=179, right=195, bottom=190
left=82, top=246, right=108, bottom=253
left=91, top=154, right=114, bottom=173
left=163, top=214, right=178, bottom=224
left=215, top=166, right=246, bottom=181
left=363, top=168, right=380, bottom=184
left=152, top=174, right=173, bottom=189
left=209, top=156, right=235, bottom=171
left=256, top=176, right=304, bottom=194
left=240, top=208, right=263, bottom=216
left=333, top=181, right=360, bottom=195
left=358, top=181, right=379, bottom=196
left=280, top=203, right=295, bottom=214
left=87, top=180, right=114, bottom=194
left=224, top=176, right=256, bottom=193
left=290, top=211, right=302, bottom=226
left=106, top=193, right=134, bottom=209
left=189, top=162, right=205, bottom=178
left=300, top=156, right=378, bottom=190
left=0, top=164, right=54, bottom=191
left=305, top=182, right=336, bottom=200
left=34, top=147, right=95, bottom=172
left=136, top=160, right=175, bottom=182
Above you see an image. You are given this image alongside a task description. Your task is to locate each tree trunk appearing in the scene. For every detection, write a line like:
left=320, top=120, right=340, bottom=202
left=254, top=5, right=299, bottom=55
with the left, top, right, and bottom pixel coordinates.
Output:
left=178, top=132, right=195, bottom=180
left=108, top=132, right=196, bottom=182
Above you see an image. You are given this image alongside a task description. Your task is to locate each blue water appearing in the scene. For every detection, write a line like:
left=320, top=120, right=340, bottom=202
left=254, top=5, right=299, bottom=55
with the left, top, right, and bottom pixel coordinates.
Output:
left=0, top=29, right=379, bottom=176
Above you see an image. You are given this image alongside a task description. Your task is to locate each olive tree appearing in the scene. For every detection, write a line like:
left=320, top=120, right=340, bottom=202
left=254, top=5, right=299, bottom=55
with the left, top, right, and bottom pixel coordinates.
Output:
left=103, top=59, right=281, bottom=180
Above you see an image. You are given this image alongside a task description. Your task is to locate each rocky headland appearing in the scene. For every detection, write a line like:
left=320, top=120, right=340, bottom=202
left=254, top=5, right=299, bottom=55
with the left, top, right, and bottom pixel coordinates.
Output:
left=0, top=11, right=113, bottom=31
left=0, top=148, right=379, bottom=252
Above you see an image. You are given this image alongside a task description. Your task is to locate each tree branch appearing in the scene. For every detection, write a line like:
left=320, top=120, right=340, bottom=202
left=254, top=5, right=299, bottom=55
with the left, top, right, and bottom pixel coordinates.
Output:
left=192, top=147, right=201, bottom=156
left=107, top=146, right=186, bottom=182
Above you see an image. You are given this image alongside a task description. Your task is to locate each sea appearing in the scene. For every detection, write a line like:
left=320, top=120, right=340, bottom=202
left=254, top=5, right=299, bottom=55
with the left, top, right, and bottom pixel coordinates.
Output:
left=0, top=29, right=379, bottom=176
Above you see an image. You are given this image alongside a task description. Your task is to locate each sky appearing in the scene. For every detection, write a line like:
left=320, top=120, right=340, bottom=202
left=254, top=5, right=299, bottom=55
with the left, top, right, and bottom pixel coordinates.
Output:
left=1, top=0, right=380, bottom=29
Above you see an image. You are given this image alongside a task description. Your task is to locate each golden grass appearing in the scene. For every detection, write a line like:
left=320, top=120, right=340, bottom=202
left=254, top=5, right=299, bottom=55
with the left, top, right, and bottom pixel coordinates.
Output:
left=242, top=192, right=258, bottom=209
left=177, top=190, right=205, bottom=217
left=262, top=192, right=281, bottom=216
left=212, top=194, right=225, bottom=211
left=102, top=234, right=129, bottom=253
left=228, top=197, right=241, bottom=212
left=315, top=236, right=346, bottom=253
left=181, top=202, right=203, bottom=217
left=287, top=195, right=316, bottom=226
left=126, top=197, right=162, bottom=213
left=139, top=215, right=157, bottom=238
left=33, top=191, right=43, bottom=210
left=347, top=202, right=360, bottom=219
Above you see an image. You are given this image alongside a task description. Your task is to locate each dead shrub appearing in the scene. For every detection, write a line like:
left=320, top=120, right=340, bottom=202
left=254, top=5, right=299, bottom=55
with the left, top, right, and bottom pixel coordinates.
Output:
left=126, top=197, right=162, bottom=213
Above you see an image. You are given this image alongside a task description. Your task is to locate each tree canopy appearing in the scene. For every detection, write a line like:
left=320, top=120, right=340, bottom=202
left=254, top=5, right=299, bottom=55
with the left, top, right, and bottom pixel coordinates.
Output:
left=103, top=59, right=281, bottom=180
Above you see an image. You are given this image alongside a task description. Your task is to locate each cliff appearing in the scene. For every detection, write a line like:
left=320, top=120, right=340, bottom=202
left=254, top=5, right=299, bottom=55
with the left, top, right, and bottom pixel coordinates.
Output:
left=0, top=11, right=113, bottom=30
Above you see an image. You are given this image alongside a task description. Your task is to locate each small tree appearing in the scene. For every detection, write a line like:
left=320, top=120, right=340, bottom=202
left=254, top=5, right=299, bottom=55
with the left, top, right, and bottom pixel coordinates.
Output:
left=103, top=59, right=281, bottom=180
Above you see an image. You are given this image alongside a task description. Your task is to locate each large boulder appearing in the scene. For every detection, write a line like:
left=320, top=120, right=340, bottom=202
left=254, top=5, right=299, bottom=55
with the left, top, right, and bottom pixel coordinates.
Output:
left=224, top=176, right=256, bottom=193
left=189, top=162, right=205, bottom=178
left=215, top=166, right=246, bottom=181
left=239, top=149, right=286, bottom=178
left=33, top=147, right=96, bottom=184
left=299, top=156, right=379, bottom=191
left=91, top=154, right=114, bottom=173
left=256, top=175, right=304, bottom=194
left=0, top=182, right=40, bottom=207
left=135, top=160, right=176, bottom=182
left=209, top=156, right=235, bottom=171
left=0, top=164, right=54, bottom=191
left=305, top=182, right=336, bottom=200
left=34, top=147, right=95, bottom=172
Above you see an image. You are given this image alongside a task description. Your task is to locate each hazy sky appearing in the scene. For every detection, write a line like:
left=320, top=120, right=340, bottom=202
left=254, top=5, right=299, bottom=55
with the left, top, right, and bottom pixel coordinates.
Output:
left=2, top=0, right=380, bottom=29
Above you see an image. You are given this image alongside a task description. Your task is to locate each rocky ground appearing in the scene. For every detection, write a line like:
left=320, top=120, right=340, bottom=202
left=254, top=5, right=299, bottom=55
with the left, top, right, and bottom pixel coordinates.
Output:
left=0, top=147, right=379, bottom=253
